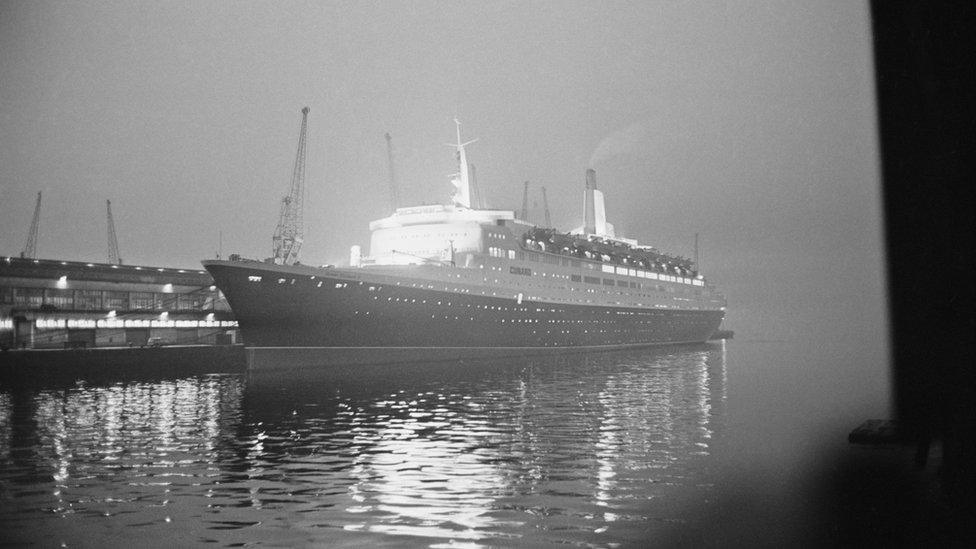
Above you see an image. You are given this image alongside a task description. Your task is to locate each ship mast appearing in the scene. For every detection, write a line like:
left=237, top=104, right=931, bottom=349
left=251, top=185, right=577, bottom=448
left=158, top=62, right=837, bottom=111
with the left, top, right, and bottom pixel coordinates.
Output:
left=694, top=232, right=701, bottom=275
left=541, top=186, right=552, bottom=228
left=384, top=132, right=399, bottom=211
left=448, top=118, right=477, bottom=208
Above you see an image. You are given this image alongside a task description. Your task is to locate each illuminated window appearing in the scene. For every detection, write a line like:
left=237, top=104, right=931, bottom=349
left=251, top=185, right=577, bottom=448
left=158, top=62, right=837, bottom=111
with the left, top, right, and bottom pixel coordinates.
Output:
left=104, top=291, right=127, bottom=310
left=45, top=288, right=73, bottom=308
left=73, top=290, right=102, bottom=310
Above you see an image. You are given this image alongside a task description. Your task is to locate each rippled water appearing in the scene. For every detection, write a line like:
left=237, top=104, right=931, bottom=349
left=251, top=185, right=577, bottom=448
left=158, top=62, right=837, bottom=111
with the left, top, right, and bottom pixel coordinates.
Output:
left=1, top=344, right=728, bottom=547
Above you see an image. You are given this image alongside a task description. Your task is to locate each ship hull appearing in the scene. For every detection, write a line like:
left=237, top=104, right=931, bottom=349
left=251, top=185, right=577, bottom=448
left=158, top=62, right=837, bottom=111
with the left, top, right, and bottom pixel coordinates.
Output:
left=205, top=261, right=725, bottom=370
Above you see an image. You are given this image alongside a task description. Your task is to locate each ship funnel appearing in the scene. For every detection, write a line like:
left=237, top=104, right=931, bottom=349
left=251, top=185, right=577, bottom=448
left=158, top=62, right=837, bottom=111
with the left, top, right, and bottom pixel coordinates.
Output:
left=584, top=169, right=597, bottom=234
left=582, top=168, right=609, bottom=237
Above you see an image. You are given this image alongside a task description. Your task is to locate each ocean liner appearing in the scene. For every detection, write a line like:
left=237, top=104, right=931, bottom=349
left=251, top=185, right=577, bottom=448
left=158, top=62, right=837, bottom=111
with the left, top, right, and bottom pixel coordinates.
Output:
left=204, top=121, right=726, bottom=370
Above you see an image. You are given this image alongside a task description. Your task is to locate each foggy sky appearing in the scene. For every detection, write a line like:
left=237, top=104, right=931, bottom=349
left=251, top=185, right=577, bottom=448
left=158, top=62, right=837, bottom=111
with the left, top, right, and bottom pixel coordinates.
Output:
left=0, top=1, right=888, bottom=377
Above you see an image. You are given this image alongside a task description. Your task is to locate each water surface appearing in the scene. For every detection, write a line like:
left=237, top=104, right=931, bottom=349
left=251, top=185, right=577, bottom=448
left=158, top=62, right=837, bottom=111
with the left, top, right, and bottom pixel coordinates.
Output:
left=1, top=345, right=728, bottom=547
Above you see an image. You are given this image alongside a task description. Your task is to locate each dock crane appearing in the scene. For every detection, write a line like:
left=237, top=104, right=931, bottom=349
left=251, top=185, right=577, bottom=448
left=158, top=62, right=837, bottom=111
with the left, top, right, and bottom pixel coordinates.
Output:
left=272, top=107, right=309, bottom=265
left=20, top=191, right=41, bottom=259
left=106, top=199, right=121, bottom=265
left=541, top=186, right=552, bottom=228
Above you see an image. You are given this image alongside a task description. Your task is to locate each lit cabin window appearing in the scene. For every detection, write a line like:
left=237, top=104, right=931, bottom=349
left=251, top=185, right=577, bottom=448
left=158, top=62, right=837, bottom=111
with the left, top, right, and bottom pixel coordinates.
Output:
left=248, top=276, right=262, bottom=282
left=601, top=265, right=615, bottom=273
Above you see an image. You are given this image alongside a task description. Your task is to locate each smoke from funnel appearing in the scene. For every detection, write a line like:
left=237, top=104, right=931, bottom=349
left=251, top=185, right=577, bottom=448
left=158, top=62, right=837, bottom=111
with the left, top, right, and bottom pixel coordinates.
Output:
left=588, top=123, right=648, bottom=167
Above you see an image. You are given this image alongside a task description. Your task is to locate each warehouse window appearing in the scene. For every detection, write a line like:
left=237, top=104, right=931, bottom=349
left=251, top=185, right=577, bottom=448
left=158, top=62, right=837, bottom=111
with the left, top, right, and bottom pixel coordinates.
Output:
left=44, top=288, right=73, bottom=309
left=74, top=290, right=102, bottom=310
left=130, top=292, right=154, bottom=310
left=103, top=291, right=128, bottom=311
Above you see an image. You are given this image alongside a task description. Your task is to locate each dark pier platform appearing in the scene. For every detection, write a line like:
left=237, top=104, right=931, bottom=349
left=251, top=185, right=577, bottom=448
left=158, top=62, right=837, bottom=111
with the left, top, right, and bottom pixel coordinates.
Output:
left=0, top=345, right=246, bottom=385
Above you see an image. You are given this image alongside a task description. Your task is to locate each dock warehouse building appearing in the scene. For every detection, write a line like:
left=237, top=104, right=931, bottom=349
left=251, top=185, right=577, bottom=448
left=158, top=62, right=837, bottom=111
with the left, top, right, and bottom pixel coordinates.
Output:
left=0, top=256, right=238, bottom=349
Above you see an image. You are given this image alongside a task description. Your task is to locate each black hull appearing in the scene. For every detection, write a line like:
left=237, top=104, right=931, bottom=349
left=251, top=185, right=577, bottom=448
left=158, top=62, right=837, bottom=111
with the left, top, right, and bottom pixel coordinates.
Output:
left=205, top=262, right=724, bottom=362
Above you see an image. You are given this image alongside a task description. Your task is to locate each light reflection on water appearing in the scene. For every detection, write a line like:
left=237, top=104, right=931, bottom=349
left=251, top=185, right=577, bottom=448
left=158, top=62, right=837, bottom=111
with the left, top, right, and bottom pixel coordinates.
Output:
left=0, top=343, right=726, bottom=547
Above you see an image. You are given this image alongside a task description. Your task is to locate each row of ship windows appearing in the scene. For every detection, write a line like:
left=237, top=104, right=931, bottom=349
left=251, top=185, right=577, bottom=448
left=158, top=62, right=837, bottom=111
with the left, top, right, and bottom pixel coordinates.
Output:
left=487, top=246, right=516, bottom=259
left=409, top=264, right=705, bottom=295
left=248, top=275, right=718, bottom=311
left=596, top=263, right=703, bottom=286
left=481, top=247, right=702, bottom=285
left=351, top=309, right=705, bottom=327
left=487, top=276, right=707, bottom=303
left=392, top=232, right=472, bottom=239
left=344, top=311, right=704, bottom=335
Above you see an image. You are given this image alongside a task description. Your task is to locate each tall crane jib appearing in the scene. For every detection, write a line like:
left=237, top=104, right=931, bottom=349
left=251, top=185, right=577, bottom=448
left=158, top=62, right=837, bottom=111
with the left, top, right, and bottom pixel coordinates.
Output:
left=272, top=107, right=309, bottom=266
left=106, top=199, right=122, bottom=265
left=21, top=191, right=42, bottom=259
